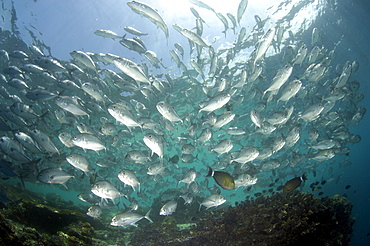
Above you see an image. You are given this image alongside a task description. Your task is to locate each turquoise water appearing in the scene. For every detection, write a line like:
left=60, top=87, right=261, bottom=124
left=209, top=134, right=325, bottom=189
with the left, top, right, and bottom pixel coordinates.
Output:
left=0, top=0, right=369, bottom=244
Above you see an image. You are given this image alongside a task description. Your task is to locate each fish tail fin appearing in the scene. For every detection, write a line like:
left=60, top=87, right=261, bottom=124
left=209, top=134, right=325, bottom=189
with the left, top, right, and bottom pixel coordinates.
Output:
left=206, top=166, right=213, bottom=177
left=61, top=182, right=68, bottom=189
left=302, top=173, right=307, bottom=181
left=145, top=209, right=153, bottom=223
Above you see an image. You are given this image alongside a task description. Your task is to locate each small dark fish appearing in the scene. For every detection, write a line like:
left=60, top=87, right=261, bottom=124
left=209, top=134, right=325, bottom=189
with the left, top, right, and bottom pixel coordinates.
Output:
left=246, top=186, right=252, bottom=191
left=321, top=180, right=327, bottom=185
left=274, top=178, right=280, bottom=183
left=268, top=188, right=273, bottom=193
left=206, top=167, right=235, bottom=190
left=335, top=175, right=341, bottom=184
left=276, top=185, right=284, bottom=191
left=316, top=186, right=322, bottom=190
left=0, top=188, right=14, bottom=204
left=169, top=155, right=179, bottom=164
left=254, top=192, right=262, bottom=197
left=283, top=174, right=307, bottom=193
left=0, top=188, right=22, bottom=212
left=0, top=159, right=19, bottom=178
left=208, top=184, right=221, bottom=195
left=78, top=193, right=100, bottom=204
left=318, top=192, right=324, bottom=196
left=345, top=185, right=351, bottom=190
left=268, top=183, right=275, bottom=187
left=90, top=172, right=97, bottom=184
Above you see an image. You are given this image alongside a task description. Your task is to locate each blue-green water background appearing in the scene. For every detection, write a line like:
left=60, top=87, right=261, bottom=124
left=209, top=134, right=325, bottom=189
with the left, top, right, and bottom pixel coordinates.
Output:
left=1, top=0, right=370, bottom=244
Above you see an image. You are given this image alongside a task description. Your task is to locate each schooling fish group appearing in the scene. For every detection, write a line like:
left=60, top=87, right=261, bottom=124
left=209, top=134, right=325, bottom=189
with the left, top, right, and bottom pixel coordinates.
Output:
left=0, top=0, right=365, bottom=228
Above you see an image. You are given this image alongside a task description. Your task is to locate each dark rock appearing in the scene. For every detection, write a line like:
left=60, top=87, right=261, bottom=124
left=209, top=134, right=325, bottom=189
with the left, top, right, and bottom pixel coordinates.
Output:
left=129, top=191, right=355, bottom=246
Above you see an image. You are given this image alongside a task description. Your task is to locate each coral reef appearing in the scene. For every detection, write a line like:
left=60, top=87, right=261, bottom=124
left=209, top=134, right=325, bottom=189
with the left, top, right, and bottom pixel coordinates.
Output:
left=129, top=191, right=355, bottom=246
left=0, top=185, right=354, bottom=245
left=0, top=184, right=108, bottom=245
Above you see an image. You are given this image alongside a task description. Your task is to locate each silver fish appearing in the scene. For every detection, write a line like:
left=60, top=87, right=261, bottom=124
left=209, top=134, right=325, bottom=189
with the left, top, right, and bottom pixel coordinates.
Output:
left=127, top=1, right=168, bottom=38
left=33, top=57, right=65, bottom=71
left=277, top=79, right=302, bottom=103
left=58, top=132, right=74, bottom=148
left=87, top=205, right=102, bottom=218
left=118, top=169, right=140, bottom=192
left=285, top=126, right=300, bottom=148
left=71, top=133, right=106, bottom=152
left=113, top=57, right=150, bottom=84
left=29, top=129, right=59, bottom=154
left=237, top=0, right=249, bottom=23
left=9, top=102, right=40, bottom=119
left=199, top=93, right=231, bottom=114
left=37, top=168, right=74, bottom=189
left=26, top=88, right=58, bottom=101
left=108, top=104, right=141, bottom=129
left=147, top=162, right=166, bottom=176
left=81, top=82, right=104, bottom=102
left=310, top=139, right=338, bottom=150
left=123, top=26, right=148, bottom=36
left=267, top=111, right=287, bottom=125
left=143, top=133, right=164, bottom=160
left=145, top=50, right=164, bottom=69
left=111, top=210, right=153, bottom=227
left=253, top=28, right=275, bottom=66
left=300, top=103, right=324, bottom=121
left=198, top=128, right=212, bottom=144
left=211, top=139, right=233, bottom=156
left=250, top=109, right=263, bottom=128
left=230, top=146, right=259, bottom=165
left=70, top=50, right=96, bottom=71
left=182, top=144, right=196, bottom=155
left=66, top=153, right=93, bottom=174
left=14, top=131, right=43, bottom=154
left=178, top=168, right=197, bottom=187
left=91, top=180, right=124, bottom=203
left=180, top=192, right=193, bottom=205
left=160, top=200, right=178, bottom=216
left=125, top=150, right=151, bottom=164
left=94, top=29, right=122, bottom=39
left=263, top=64, right=293, bottom=96
left=156, top=101, right=182, bottom=123
left=234, top=174, right=257, bottom=189
left=199, top=194, right=226, bottom=211
left=0, top=136, right=31, bottom=162
left=120, top=38, right=147, bottom=54
left=55, top=96, right=89, bottom=117
left=212, top=111, right=235, bottom=129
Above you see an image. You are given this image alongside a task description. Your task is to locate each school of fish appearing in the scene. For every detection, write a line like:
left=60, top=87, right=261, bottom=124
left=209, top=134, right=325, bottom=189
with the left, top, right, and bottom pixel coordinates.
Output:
left=0, top=0, right=365, bottom=228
